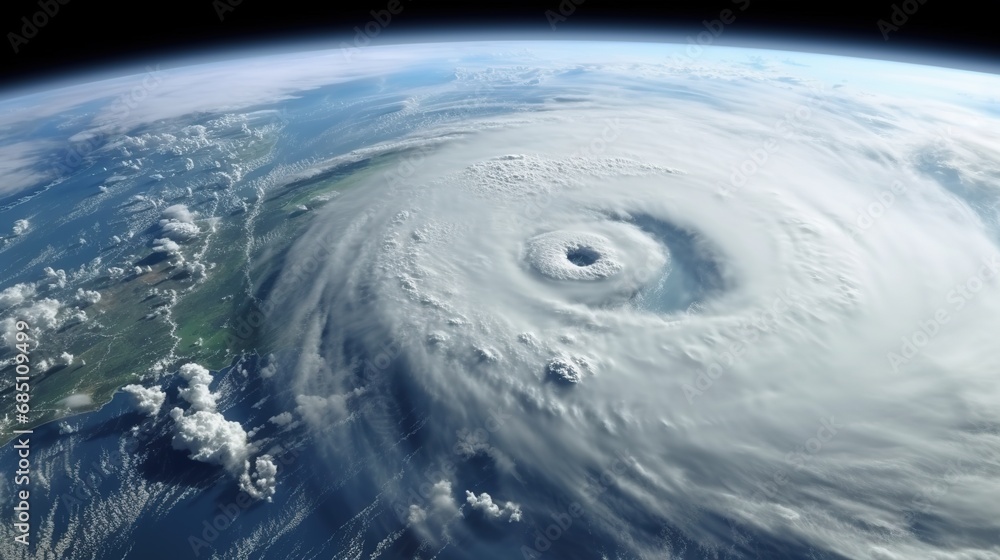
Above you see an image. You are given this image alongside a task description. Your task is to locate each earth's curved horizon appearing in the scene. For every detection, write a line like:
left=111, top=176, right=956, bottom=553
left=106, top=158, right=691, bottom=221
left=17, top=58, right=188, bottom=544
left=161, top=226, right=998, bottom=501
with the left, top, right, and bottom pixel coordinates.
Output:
left=0, top=38, right=999, bottom=560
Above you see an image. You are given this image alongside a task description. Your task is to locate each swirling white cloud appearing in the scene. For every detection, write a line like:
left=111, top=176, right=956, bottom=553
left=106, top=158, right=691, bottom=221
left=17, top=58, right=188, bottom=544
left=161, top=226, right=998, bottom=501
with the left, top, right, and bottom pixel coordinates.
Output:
left=257, top=44, right=1000, bottom=559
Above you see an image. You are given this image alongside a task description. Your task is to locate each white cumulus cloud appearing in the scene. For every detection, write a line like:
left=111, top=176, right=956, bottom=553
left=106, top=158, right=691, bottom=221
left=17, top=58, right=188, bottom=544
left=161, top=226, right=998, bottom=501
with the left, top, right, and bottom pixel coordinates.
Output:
left=122, top=384, right=166, bottom=417
left=465, top=491, right=522, bottom=522
left=167, top=362, right=279, bottom=501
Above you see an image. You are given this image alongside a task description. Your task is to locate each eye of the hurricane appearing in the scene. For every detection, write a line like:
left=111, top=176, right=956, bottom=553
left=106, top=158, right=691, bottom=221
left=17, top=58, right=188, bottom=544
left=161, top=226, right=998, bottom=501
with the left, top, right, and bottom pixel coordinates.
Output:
left=524, top=231, right=624, bottom=281
left=566, top=246, right=600, bottom=267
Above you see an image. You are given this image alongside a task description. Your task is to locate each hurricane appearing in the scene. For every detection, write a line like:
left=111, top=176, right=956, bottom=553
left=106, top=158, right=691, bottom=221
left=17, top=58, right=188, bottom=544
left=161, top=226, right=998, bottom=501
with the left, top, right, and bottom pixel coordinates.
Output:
left=254, top=45, right=1000, bottom=559
left=0, top=40, right=999, bottom=560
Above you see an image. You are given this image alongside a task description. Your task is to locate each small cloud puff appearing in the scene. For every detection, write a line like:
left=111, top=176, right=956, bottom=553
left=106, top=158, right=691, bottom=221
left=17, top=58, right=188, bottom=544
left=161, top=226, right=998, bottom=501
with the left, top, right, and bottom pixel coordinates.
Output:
left=294, top=388, right=364, bottom=428
left=169, top=408, right=251, bottom=474
left=161, top=204, right=195, bottom=223
left=152, top=238, right=182, bottom=255
left=168, top=362, right=279, bottom=501
left=176, top=362, right=217, bottom=412
left=122, top=384, right=166, bottom=416
left=59, top=394, right=93, bottom=409
left=43, top=267, right=67, bottom=289
left=465, top=491, right=522, bottom=522
left=0, top=283, right=35, bottom=309
left=260, top=361, right=278, bottom=378
left=268, top=412, right=294, bottom=426
left=159, top=220, right=200, bottom=242
left=239, top=455, right=278, bottom=501
left=408, top=480, right=459, bottom=525
left=76, top=288, right=101, bottom=305
left=1, top=298, right=69, bottom=347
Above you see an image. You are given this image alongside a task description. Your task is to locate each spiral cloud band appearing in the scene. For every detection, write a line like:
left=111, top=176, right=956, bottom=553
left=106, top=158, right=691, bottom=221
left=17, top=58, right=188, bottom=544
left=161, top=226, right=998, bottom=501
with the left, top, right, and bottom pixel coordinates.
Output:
left=248, top=44, right=1000, bottom=559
